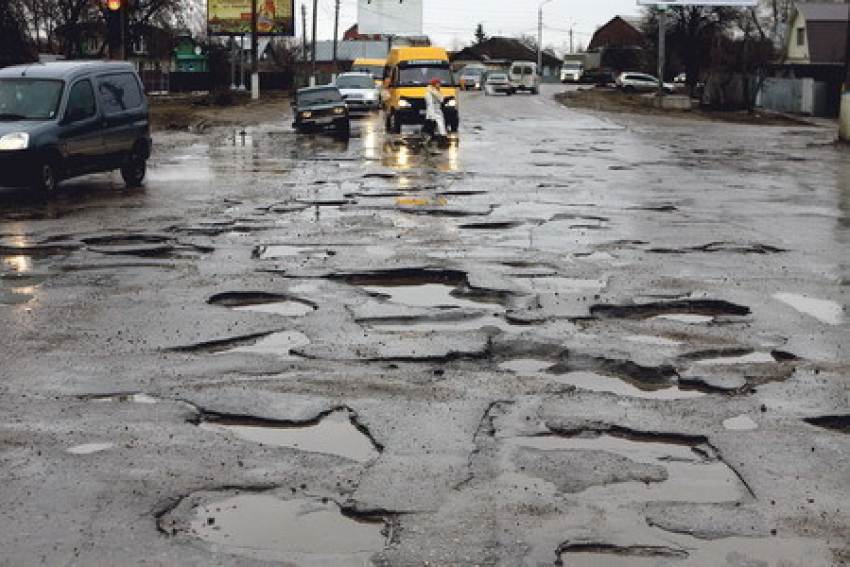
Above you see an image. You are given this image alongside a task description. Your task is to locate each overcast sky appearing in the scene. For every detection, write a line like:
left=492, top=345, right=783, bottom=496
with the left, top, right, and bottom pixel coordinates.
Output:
left=309, top=0, right=645, bottom=54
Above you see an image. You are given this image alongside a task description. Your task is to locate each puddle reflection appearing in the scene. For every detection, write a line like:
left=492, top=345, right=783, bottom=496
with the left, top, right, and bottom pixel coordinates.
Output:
left=190, top=495, right=387, bottom=560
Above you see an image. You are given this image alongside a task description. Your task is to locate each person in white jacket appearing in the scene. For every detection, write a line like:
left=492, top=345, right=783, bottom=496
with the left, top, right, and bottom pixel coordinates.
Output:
left=424, top=78, right=448, bottom=146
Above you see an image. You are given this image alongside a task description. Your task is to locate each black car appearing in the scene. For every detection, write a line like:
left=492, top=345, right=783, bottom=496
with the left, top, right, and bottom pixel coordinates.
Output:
left=292, top=86, right=350, bottom=137
left=0, top=60, right=151, bottom=195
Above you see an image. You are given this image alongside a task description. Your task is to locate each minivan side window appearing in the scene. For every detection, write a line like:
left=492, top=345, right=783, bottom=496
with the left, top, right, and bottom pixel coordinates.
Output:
left=65, top=80, right=96, bottom=121
left=98, top=73, right=144, bottom=115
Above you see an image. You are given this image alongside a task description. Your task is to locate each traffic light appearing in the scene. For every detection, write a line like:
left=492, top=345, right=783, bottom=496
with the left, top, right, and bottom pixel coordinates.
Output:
left=107, top=0, right=122, bottom=10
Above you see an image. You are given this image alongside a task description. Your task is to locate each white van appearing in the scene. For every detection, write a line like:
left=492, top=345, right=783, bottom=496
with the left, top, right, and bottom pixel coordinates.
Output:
left=509, top=61, right=540, bottom=94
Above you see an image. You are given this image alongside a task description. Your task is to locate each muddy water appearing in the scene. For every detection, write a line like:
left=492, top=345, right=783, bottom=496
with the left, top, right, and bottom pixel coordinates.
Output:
left=774, top=292, right=843, bottom=325
left=190, top=495, right=386, bottom=562
left=500, top=360, right=704, bottom=400
left=506, top=434, right=741, bottom=503
left=233, top=300, right=315, bottom=317
left=201, top=409, right=379, bottom=462
left=225, top=330, right=311, bottom=358
left=362, top=283, right=500, bottom=309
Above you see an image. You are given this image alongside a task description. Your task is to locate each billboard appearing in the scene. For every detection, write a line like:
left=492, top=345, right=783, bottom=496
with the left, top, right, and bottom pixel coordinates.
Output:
left=208, top=0, right=295, bottom=36
left=637, top=1, right=757, bottom=5
left=358, top=0, right=424, bottom=36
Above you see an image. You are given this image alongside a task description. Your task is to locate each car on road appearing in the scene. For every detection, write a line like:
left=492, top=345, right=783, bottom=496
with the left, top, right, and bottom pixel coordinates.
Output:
left=0, top=60, right=151, bottom=195
left=483, top=71, right=513, bottom=96
left=457, top=66, right=486, bottom=91
left=335, top=72, right=381, bottom=112
left=560, top=61, right=584, bottom=83
left=292, top=85, right=350, bottom=137
left=509, top=61, right=539, bottom=94
left=615, top=72, right=675, bottom=94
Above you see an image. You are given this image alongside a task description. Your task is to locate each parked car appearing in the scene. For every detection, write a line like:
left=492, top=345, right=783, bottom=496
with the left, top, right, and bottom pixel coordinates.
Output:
left=335, top=72, right=381, bottom=112
left=615, top=72, right=675, bottom=94
left=509, top=61, right=539, bottom=94
left=483, top=71, right=513, bottom=96
left=0, top=60, right=151, bottom=195
left=457, top=66, right=486, bottom=91
left=292, top=85, right=350, bottom=137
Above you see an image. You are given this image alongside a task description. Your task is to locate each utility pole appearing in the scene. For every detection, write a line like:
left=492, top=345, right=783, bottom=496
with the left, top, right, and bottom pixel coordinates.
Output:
left=310, top=0, right=317, bottom=85
left=839, top=0, right=850, bottom=142
left=251, top=0, right=259, bottom=99
left=657, top=5, right=667, bottom=97
left=537, top=0, right=553, bottom=78
left=569, top=26, right=573, bottom=54
left=332, top=0, right=340, bottom=75
left=301, top=4, right=308, bottom=87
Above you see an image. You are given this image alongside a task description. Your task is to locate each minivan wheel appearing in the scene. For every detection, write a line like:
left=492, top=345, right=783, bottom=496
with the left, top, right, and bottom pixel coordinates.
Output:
left=121, top=153, right=147, bottom=187
left=32, top=160, right=58, bottom=196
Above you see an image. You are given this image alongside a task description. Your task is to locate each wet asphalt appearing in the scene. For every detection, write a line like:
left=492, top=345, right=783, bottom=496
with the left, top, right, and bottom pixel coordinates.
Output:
left=0, top=85, right=848, bottom=565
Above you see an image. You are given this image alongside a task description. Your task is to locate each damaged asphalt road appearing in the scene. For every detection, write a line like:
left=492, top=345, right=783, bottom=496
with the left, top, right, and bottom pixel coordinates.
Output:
left=0, top=85, right=847, bottom=565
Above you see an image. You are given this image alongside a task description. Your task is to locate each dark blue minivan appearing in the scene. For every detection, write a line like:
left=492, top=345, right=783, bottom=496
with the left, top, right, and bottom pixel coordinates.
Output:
left=0, top=61, right=151, bottom=194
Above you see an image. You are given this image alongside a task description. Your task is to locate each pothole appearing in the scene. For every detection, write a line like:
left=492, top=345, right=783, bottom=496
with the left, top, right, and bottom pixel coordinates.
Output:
left=82, top=234, right=177, bottom=256
left=591, top=299, right=750, bottom=321
left=224, top=330, right=311, bottom=358
left=557, top=543, right=687, bottom=565
left=331, top=268, right=506, bottom=309
left=506, top=431, right=744, bottom=503
left=199, top=408, right=381, bottom=462
left=500, top=360, right=705, bottom=400
left=774, top=292, right=843, bottom=325
left=67, top=442, right=114, bottom=455
left=254, top=245, right=336, bottom=261
left=89, top=393, right=159, bottom=404
left=365, top=312, right=513, bottom=332
left=188, top=495, right=388, bottom=561
left=804, top=415, right=849, bottom=433
left=692, top=351, right=777, bottom=365
left=209, top=292, right=317, bottom=317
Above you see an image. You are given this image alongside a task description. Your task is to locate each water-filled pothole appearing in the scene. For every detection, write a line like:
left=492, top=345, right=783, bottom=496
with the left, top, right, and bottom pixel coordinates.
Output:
left=500, top=359, right=703, bottom=400
left=506, top=433, right=742, bottom=503
left=224, top=331, right=311, bottom=358
left=591, top=299, right=750, bottom=321
left=189, top=495, right=387, bottom=562
left=774, top=292, right=843, bottom=325
left=200, top=409, right=380, bottom=462
left=209, top=292, right=316, bottom=317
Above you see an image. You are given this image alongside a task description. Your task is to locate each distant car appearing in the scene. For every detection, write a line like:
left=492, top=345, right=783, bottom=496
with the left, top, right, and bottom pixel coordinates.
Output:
left=509, top=61, right=539, bottom=94
left=458, top=66, right=486, bottom=91
left=615, top=72, right=675, bottom=94
left=560, top=62, right=583, bottom=83
left=292, top=85, right=350, bottom=136
left=0, top=60, right=151, bottom=195
left=483, top=72, right=513, bottom=96
left=335, top=72, right=381, bottom=112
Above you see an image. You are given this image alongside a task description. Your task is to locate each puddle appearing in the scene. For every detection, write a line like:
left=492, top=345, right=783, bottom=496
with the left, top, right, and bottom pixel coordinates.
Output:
left=226, top=331, right=311, bottom=358
left=190, top=495, right=386, bottom=561
left=723, top=415, right=758, bottom=431
left=804, top=415, right=849, bottom=433
left=558, top=534, right=829, bottom=566
left=592, top=300, right=750, bottom=321
left=774, top=292, right=843, bottom=325
left=500, top=360, right=704, bottom=400
left=201, top=409, right=379, bottom=462
left=695, top=352, right=776, bottom=365
left=626, top=335, right=683, bottom=347
left=67, top=443, right=113, bottom=455
left=91, top=393, right=158, bottom=404
left=210, top=292, right=316, bottom=317
left=256, top=245, right=335, bottom=261
left=367, top=312, right=513, bottom=332
left=363, top=283, right=501, bottom=309
left=652, top=314, right=715, bottom=324
left=507, top=434, right=742, bottom=503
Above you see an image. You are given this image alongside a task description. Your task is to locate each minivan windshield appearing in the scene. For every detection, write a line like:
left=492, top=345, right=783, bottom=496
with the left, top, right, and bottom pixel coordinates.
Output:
left=396, top=62, right=455, bottom=87
left=336, top=75, right=375, bottom=89
left=0, top=79, right=64, bottom=120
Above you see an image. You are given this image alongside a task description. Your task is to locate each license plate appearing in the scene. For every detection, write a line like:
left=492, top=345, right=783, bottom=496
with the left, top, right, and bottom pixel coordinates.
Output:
left=419, top=110, right=426, bottom=116
left=315, top=117, right=333, bottom=124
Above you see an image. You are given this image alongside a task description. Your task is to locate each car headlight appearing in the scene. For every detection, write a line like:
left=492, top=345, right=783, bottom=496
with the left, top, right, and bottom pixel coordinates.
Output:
left=0, top=132, right=29, bottom=151
left=444, top=98, right=457, bottom=108
left=333, top=106, right=345, bottom=115
left=398, top=99, right=412, bottom=108
left=300, top=111, right=312, bottom=119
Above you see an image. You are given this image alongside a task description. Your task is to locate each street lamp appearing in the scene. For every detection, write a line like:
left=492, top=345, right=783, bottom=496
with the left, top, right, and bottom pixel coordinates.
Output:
left=537, top=0, right=554, bottom=79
